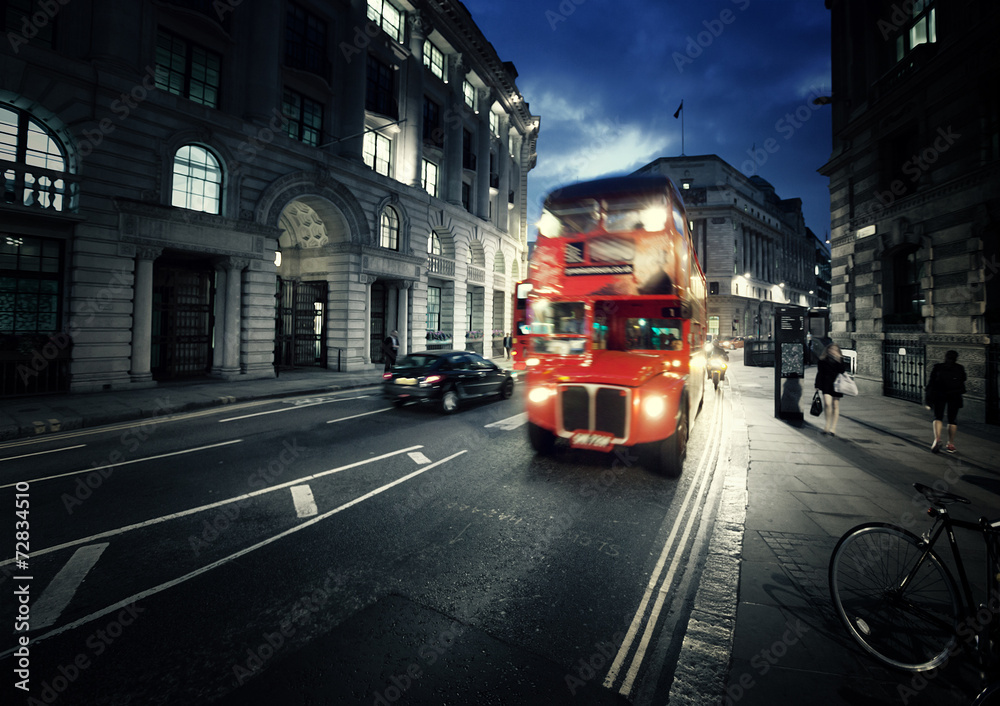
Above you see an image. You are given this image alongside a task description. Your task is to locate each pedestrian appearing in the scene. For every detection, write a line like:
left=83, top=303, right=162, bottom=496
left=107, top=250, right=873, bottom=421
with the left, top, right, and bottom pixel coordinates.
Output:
left=814, top=343, right=846, bottom=436
left=925, top=350, right=966, bottom=453
left=503, top=332, right=513, bottom=360
left=381, top=329, right=399, bottom=373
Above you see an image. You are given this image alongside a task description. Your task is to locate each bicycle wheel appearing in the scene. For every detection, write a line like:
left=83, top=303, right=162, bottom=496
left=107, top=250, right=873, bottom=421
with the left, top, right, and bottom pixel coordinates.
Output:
left=829, top=522, right=961, bottom=671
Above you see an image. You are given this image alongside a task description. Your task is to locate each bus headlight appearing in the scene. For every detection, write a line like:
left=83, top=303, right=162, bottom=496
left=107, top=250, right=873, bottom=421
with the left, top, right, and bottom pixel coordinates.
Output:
left=642, top=395, right=666, bottom=419
left=526, top=357, right=540, bottom=367
left=528, top=386, right=556, bottom=404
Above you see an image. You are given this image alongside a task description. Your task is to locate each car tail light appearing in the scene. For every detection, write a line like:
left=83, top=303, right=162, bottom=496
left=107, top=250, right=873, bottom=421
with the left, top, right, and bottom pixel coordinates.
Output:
left=382, top=372, right=392, bottom=380
left=422, top=374, right=443, bottom=385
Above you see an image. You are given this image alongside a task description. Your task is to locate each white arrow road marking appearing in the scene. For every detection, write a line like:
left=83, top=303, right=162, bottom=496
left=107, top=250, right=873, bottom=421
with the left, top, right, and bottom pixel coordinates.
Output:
left=484, top=412, right=527, bottom=430
left=0, top=449, right=467, bottom=657
left=31, top=543, right=109, bottom=630
left=408, top=451, right=431, bottom=464
left=290, top=485, right=318, bottom=518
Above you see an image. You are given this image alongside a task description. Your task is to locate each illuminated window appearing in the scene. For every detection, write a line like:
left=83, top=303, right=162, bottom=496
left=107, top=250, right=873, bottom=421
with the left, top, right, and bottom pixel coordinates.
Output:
left=363, top=130, right=392, bottom=176
left=489, top=111, right=498, bottom=136
left=423, top=41, right=444, bottom=80
left=421, top=159, right=438, bottom=197
left=0, top=103, right=71, bottom=211
left=171, top=145, right=222, bottom=214
left=890, top=1, right=936, bottom=63
left=463, top=80, right=476, bottom=111
left=155, top=29, right=221, bottom=107
left=0, top=234, right=63, bottom=335
left=366, top=0, right=402, bottom=43
left=380, top=206, right=399, bottom=250
left=428, top=232, right=442, bottom=256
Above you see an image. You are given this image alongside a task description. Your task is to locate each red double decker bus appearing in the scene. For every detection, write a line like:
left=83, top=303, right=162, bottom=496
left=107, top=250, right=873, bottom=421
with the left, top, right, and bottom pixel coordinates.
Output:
left=524, top=174, right=707, bottom=476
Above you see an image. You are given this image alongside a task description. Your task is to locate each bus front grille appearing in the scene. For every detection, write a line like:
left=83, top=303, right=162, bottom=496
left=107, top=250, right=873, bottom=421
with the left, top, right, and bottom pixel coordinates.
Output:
left=560, top=385, right=629, bottom=439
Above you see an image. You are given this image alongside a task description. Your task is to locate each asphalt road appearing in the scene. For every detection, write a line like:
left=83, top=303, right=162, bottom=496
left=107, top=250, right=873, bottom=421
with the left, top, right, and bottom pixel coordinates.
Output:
left=1, top=376, right=736, bottom=705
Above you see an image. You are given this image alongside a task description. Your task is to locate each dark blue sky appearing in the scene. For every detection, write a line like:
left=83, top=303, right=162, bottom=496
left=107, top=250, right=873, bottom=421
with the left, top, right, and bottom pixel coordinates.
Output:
left=461, top=0, right=833, bottom=242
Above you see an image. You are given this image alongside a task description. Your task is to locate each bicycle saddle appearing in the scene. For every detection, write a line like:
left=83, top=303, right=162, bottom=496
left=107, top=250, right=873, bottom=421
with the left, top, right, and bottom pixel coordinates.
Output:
left=913, top=482, right=971, bottom=506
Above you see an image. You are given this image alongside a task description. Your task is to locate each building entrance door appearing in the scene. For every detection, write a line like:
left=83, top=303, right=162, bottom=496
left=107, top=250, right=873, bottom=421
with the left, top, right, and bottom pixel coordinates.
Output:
left=151, top=263, right=214, bottom=379
left=275, top=278, right=327, bottom=368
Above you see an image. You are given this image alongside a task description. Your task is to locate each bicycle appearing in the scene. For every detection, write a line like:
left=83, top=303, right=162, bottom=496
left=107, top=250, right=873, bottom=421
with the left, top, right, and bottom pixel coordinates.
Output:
left=828, top=483, right=1000, bottom=682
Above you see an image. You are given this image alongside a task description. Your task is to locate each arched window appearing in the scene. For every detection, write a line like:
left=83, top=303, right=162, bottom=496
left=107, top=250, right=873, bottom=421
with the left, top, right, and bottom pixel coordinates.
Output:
left=1, top=103, right=72, bottom=212
left=171, top=145, right=222, bottom=214
left=493, top=250, right=505, bottom=273
left=428, top=232, right=442, bottom=256
left=380, top=207, right=399, bottom=250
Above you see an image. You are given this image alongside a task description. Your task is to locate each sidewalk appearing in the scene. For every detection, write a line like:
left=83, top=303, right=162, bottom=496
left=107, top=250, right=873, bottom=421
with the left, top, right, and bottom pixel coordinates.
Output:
left=720, top=350, right=1000, bottom=706
left=0, top=356, right=518, bottom=442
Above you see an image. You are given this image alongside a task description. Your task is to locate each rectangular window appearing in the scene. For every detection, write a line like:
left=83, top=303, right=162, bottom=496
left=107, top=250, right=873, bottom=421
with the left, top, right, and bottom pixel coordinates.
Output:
left=889, top=1, right=936, bottom=64
left=462, top=129, right=476, bottom=170
left=155, top=29, right=221, bottom=108
left=422, top=97, right=442, bottom=147
left=366, top=54, right=397, bottom=118
left=461, top=182, right=471, bottom=212
left=426, top=285, right=441, bottom=331
left=0, top=234, right=63, bottom=334
left=286, top=3, right=330, bottom=81
left=363, top=130, right=392, bottom=176
left=423, top=40, right=444, bottom=80
left=489, top=111, right=498, bottom=137
left=282, top=89, right=323, bottom=146
left=463, top=80, right=476, bottom=111
left=421, top=159, right=438, bottom=197
left=366, top=0, right=402, bottom=43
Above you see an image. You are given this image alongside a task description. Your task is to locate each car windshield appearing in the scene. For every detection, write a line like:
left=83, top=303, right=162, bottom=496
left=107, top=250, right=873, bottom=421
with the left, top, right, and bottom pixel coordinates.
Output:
left=394, top=354, right=438, bottom=370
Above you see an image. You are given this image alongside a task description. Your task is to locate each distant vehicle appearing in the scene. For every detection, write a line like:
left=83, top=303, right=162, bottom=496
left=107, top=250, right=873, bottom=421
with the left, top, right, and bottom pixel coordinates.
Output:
left=511, top=280, right=532, bottom=371
left=718, top=338, right=735, bottom=350
left=383, top=350, right=514, bottom=414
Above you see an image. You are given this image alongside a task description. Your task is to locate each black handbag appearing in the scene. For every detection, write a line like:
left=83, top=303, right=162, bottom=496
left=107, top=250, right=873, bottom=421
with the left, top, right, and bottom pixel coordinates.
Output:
left=810, top=390, right=823, bottom=416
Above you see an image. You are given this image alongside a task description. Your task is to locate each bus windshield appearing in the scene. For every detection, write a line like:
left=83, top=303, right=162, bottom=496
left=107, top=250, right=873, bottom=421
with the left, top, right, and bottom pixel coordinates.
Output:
left=527, top=300, right=586, bottom=335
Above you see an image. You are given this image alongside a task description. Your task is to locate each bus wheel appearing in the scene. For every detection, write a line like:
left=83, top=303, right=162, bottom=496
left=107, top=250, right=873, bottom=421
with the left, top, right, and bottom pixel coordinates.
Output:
left=528, top=422, right=556, bottom=455
left=648, top=407, right=688, bottom=478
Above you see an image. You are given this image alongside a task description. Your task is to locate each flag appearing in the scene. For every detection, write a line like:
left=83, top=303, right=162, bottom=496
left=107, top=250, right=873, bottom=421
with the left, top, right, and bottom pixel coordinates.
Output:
left=673, top=100, right=683, bottom=119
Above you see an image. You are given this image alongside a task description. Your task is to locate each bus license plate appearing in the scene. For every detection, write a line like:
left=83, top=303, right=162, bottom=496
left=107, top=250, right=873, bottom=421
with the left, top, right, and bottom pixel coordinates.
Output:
left=570, top=431, right=614, bottom=451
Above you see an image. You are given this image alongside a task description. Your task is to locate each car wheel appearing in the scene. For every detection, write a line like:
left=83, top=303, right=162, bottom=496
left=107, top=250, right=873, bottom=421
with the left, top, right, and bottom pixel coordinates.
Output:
left=392, top=398, right=406, bottom=408
left=528, top=421, right=555, bottom=455
left=498, top=377, right=514, bottom=400
left=440, top=388, right=460, bottom=414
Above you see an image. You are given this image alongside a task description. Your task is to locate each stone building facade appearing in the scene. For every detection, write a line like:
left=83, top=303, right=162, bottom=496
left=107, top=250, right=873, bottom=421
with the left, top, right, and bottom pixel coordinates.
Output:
left=0, top=0, right=538, bottom=396
left=819, top=0, right=999, bottom=420
left=635, top=155, right=821, bottom=341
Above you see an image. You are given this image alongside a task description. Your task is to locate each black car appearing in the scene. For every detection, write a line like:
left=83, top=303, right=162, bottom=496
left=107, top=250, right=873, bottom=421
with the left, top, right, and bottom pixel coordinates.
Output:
left=382, top=350, right=514, bottom=414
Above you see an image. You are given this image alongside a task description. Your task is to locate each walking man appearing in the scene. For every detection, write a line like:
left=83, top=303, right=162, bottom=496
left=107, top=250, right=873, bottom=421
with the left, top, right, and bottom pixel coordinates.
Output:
left=503, top=332, right=513, bottom=360
left=382, top=329, right=399, bottom=373
left=925, top=350, right=966, bottom=453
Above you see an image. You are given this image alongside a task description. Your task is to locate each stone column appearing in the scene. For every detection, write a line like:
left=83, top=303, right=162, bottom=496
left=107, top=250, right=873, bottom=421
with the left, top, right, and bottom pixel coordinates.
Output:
left=129, top=247, right=161, bottom=384
left=339, top=0, right=370, bottom=161
left=444, top=54, right=468, bottom=206
left=397, top=282, right=412, bottom=355
left=402, top=11, right=429, bottom=187
left=496, top=113, right=510, bottom=232
left=362, top=275, right=376, bottom=364
left=221, top=258, right=248, bottom=378
left=476, top=89, right=493, bottom=220
left=211, top=263, right=228, bottom=376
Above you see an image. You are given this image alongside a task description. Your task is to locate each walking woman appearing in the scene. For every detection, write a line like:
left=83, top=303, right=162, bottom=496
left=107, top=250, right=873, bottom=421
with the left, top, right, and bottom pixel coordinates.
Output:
left=814, top=343, right=847, bottom=436
left=925, top=350, right=966, bottom=453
